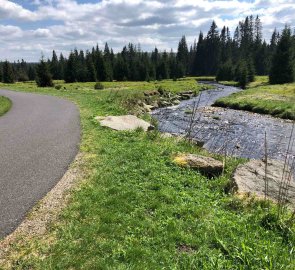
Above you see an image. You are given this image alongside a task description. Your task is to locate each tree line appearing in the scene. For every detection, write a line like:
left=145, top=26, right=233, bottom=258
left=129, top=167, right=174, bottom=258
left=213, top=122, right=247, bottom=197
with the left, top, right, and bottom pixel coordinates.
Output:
left=1, top=15, right=295, bottom=87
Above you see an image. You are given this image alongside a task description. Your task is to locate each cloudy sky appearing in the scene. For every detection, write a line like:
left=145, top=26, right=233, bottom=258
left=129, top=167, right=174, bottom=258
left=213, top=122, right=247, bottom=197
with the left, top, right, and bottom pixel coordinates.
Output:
left=0, top=0, right=295, bottom=62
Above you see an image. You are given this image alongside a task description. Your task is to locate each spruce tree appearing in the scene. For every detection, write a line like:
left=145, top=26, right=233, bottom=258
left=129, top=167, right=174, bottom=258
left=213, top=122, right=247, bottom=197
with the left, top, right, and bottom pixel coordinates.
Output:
left=176, top=36, right=189, bottom=75
left=269, top=26, right=294, bottom=84
left=65, top=52, right=77, bottom=83
left=50, top=50, right=59, bottom=80
left=235, top=61, right=249, bottom=89
left=2, top=61, right=15, bottom=83
left=36, top=57, right=54, bottom=87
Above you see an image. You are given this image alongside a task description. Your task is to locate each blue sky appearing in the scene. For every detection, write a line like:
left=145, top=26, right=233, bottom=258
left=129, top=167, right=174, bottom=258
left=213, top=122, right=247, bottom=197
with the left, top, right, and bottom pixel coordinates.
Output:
left=0, top=0, right=295, bottom=61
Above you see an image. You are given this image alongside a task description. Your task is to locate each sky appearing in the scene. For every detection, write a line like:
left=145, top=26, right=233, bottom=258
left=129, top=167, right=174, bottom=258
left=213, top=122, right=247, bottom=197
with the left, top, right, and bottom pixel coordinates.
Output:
left=0, top=0, right=295, bottom=62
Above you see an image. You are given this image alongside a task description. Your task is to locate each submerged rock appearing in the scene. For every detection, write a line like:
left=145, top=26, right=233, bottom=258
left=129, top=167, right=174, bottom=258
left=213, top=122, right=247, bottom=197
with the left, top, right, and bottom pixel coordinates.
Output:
left=232, top=159, right=295, bottom=207
left=173, top=154, right=223, bottom=176
left=96, top=115, right=153, bottom=131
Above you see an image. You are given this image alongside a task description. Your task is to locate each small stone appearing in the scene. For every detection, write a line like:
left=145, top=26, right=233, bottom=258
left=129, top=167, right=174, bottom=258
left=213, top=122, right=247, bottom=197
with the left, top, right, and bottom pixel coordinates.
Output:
left=173, top=154, right=223, bottom=176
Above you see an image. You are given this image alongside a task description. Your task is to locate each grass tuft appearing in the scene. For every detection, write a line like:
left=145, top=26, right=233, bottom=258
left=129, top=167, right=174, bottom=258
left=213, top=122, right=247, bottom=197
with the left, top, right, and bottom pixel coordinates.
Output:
left=0, top=96, right=12, bottom=116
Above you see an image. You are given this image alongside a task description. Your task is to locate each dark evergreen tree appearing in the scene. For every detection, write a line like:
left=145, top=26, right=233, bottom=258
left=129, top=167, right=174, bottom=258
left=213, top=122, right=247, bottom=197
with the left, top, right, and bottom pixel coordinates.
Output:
left=2, top=61, right=15, bottom=83
left=193, top=32, right=206, bottom=75
left=269, top=26, right=294, bottom=84
left=28, top=65, right=36, bottom=81
left=50, top=50, right=59, bottom=80
left=176, top=36, right=189, bottom=75
left=235, top=60, right=249, bottom=89
left=36, top=56, right=53, bottom=87
left=216, top=61, right=234, bottom=81
left=64, top=52, right=77, bottom=83
left=204, top=21, right=220, bottom=75
left=85, top=51, right=97, bottom=82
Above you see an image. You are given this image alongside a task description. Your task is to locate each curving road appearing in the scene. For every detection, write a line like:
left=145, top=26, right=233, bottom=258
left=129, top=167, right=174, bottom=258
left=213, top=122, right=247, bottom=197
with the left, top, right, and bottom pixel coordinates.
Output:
left=0, top=89, right=80, bottom=238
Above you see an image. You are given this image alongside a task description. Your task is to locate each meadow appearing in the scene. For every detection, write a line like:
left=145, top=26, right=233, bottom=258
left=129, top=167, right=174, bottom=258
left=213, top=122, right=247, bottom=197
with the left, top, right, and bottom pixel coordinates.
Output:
left=216, top=76, right=295, bottom=120
left=0, top=78, right=294, bottom=269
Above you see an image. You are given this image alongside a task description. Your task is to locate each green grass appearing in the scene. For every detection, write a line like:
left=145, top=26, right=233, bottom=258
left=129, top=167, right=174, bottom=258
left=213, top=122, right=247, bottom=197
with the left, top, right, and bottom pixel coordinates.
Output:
left=195, top=76, right=216, bottom=82
left=215, top=76, right=295, bottom=120
left=0, top=79, right=294, bottom=269
left=0, top=96, right=12, bottom=116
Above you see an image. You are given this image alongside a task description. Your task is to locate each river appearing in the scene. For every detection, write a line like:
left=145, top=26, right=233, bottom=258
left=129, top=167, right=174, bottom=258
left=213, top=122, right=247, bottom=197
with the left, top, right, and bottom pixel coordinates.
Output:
left=152, top=82, right=295, bottom=169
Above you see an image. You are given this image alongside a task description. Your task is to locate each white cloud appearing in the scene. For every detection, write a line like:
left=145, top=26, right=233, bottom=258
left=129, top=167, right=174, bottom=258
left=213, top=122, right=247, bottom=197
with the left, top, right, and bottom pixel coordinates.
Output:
left=0, top=0, right=295, bottom=61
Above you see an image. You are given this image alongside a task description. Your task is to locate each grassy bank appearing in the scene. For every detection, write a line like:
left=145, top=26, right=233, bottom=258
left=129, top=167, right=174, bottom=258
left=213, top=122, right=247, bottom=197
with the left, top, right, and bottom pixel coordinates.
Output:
left=215, top=77, right=295, bottom=120
left=0, top=96, right=12, bottom=116
left=0, top=78, right=294, bottom=269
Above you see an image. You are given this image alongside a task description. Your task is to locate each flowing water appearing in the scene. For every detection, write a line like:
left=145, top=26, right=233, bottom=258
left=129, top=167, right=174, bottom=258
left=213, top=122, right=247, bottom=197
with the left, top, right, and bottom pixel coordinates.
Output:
left=152, top=82, right=295, bottom=170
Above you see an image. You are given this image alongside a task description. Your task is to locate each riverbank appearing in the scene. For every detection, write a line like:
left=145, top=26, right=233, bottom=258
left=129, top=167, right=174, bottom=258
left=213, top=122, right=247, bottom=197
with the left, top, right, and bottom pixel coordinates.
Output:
left=215, top=76, right=295, bottom=120
left=0, top=79, right=294, bottom=269
left=0, top=96, right=12, bottom=116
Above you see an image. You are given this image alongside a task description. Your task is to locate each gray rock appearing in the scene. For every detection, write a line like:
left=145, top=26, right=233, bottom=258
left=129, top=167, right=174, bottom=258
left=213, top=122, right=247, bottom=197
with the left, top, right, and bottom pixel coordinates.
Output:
left=172, top=99, right=181, bottom=105
left=232, top=159, right=295, bottom=207
left=179, top=94, right=192, bottom=100
left=96, top=115, right=152, bottom=131
left=173, top=154, right=223, bottom=176
left=142, top=103, right=154, bottom=112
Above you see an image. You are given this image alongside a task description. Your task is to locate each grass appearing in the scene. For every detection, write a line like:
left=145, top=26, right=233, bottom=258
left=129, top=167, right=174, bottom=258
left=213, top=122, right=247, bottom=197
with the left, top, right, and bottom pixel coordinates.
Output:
left=0, top=78, right=294, bottom=269
left=0, top=96, right=12, bottom=116
left=215, top=76, right=295, bottom=120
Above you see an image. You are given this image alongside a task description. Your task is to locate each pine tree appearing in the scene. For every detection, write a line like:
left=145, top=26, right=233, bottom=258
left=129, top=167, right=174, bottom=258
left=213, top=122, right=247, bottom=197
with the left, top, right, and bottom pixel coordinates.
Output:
left=2, top=61, right=15, bottom=83
left=28, top=65, right=36, bottom=81
left=86, top=51, right=97, bottom=82
left=50, top=50, right=59, bottom=80
left=216, top=61, right=234, bottom=81
left=36, top=56, right=53, bottom=87
left=176, top=36, right=189, bottom=76
left=194, top=32, right=205, bottom=75
left=64, top=52, right=77, bottom=83
left=269, top=26, right=294, bottom=84
left=235, top=60, right=249, bottom=89
left=205, top=21, right=220, bottom=75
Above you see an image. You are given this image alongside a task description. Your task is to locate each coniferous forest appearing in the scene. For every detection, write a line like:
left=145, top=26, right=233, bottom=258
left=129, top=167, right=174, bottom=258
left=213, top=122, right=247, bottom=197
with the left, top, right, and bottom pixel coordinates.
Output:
left=1, top=15, right=295, bottom=87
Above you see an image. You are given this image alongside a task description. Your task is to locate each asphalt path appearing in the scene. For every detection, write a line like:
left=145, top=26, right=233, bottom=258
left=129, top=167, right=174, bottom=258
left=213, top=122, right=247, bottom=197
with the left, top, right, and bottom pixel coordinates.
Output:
left=0, top=89, right=80, bottom=238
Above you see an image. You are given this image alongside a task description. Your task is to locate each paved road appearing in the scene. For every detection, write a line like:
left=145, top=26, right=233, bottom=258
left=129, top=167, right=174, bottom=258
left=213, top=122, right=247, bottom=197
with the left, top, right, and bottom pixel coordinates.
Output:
left=0, top=89, right=80, bottom=238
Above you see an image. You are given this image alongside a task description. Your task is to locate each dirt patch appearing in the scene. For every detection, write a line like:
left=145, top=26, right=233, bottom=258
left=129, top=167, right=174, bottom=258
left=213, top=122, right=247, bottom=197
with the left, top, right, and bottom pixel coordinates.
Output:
left=0, top=153, right=86, bottom=268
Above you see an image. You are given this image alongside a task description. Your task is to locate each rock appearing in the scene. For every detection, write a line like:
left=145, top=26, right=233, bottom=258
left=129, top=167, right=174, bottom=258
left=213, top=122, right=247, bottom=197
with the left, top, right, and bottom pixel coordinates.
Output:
left=142, top=103, right=155, bottom=112
left=179, top=94, right=192, bottom=100
left=232, top=159, right=295, bottom=207
left=159, top=100, right=173, bottom=107
left=181, top=91, right=193, bottom=95
left=191, top=139, right=205, bottom=147
left=96, top=115, right=153, bottom=131
left=151, top=101, right=159, bottom=109
left=144, top=90, right=159, bottom=97
left=160, top=133, right=185, bottom=141
left=173, top=154, right=223, bottom=176
left=172, top=99, right=181, bottom=105
left=160, top=133, right=174, bottom=138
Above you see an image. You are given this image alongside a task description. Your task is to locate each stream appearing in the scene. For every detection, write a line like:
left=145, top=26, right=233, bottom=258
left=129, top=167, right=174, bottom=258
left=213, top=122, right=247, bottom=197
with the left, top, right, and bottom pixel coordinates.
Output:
left=152, top=82, right=295, bottom=172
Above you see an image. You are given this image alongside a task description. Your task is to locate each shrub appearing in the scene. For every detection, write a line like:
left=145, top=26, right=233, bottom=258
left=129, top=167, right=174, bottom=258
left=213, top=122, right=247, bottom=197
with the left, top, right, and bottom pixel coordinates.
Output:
left=55, top=85, right=62, bottom=90
left=94, top=82, right=104, bottom=90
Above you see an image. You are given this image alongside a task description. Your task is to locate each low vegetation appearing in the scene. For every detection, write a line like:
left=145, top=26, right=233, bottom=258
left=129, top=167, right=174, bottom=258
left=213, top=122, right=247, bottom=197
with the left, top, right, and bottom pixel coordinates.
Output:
left=215, top=77, right=295, bottom=120
left=0, top=96, right=12, bottom=116
left=0, top=78, right=294, bottom=269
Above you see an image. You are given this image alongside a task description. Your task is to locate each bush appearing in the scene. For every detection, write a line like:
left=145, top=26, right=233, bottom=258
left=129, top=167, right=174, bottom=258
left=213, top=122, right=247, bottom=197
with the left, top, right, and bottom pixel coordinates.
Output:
left=94, top=82, right=104, bottom=90
left=55, top=85, right=62, bottom=90
left=36, top=58, right=54, bottom=87
left=216, top=62, right=234, bottom=82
